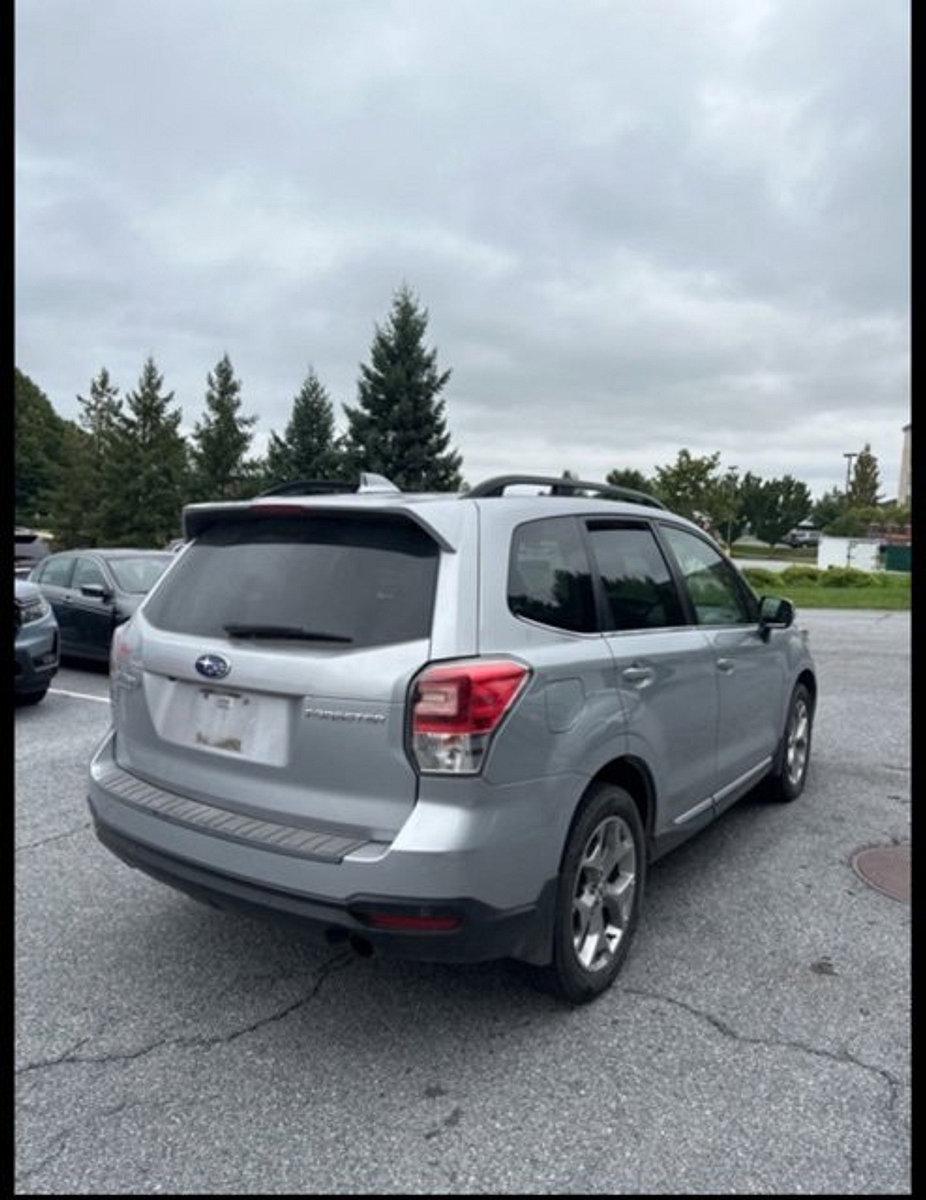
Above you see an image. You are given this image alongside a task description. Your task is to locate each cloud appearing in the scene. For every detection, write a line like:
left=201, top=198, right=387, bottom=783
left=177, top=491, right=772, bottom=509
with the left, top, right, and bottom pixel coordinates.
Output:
left=15, top=0, right=909, bottom=497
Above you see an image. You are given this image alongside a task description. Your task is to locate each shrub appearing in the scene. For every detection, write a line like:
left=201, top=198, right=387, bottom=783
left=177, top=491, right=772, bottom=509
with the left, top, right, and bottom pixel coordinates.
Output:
left=780, top=565, right=820, bottom=585
left=741, top=567, right=778, bottom=590
left=820, top=566, right=874, bottom=588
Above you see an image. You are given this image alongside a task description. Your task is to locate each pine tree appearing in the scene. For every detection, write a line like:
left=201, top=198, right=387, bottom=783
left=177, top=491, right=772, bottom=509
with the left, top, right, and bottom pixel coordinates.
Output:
left=78, top=367, right=123, bottom=459
left=49, top=423, right=97, bottom=547
left=99, top=357, right=190, bottom=547
left=51, top=368, right=124, bottom=545
left=265, top=369, right=344, bottom=484
left=344, top=286, right=463, bottom=490
left=190, top=355, right=257, bottom=500
left=848, top=444, right=882, bottom=507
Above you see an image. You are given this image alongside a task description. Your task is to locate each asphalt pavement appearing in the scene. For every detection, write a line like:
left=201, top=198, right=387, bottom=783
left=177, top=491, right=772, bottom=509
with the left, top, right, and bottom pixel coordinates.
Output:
left=15, top=610, right=910, bottom=1193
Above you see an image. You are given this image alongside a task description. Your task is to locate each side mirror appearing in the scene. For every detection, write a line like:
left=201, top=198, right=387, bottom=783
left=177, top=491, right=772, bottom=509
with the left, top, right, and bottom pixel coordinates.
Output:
left=81, top=583, right=113, bottom=601
left=759, top=595, right=794, bottom=639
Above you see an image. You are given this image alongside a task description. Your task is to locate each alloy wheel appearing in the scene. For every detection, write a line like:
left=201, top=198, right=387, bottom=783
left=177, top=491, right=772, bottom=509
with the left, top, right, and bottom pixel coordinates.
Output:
left=786, top=698, right=810, bottom=787
left=571, top=815, right=637, bottom=972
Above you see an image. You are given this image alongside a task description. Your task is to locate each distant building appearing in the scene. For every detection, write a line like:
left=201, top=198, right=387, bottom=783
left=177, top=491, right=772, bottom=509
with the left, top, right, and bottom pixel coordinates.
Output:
left=898, top=423, right=911, bottom=507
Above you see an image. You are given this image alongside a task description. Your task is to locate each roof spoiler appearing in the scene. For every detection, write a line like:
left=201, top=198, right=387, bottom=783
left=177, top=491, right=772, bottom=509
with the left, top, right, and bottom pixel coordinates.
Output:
left=181, top=496, right=457, bottom=552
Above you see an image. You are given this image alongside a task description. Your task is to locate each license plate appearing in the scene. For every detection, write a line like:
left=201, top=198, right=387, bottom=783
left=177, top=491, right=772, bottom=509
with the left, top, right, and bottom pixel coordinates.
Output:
left=194, top=688, right=250, bottom=754
left=144, top=677, right=290, bottom=766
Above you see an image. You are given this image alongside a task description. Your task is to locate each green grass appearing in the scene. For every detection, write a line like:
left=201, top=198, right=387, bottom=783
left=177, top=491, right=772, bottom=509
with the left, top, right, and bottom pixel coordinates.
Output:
left=781, top=585, right=910, bottom=611
left=739, top=565, right=910, bottom=610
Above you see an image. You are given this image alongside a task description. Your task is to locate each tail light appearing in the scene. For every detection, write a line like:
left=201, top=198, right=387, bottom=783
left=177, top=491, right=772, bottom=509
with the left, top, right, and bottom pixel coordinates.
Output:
left=409, top=658, right=530, bottom=774
left=109, top=618, right=142, bottom=705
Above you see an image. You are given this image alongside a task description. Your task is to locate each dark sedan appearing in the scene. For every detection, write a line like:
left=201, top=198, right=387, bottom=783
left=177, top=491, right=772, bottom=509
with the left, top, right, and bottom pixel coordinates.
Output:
left=15, top=578, right=59, bottom=702
left=29, top=549, right=172, bottom=661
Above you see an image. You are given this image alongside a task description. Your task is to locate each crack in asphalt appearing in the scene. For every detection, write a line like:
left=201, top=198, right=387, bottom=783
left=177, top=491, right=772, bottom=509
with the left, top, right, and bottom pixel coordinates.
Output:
left=15, top=952, right=355, bottom=1082
left=618, top=985, right=907, bottom=1139
left=15, top=821, right=93, bottom=855
left=15, top=1128, right=71, bottom=1187
left=15, top=953, right=356, bottom=1185
left=15, top=1096, right=172, bottom=1186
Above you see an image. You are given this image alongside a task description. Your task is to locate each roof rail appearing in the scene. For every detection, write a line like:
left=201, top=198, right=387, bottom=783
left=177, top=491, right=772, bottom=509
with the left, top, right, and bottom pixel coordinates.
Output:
left=258, top=473, right=401, bottom=498
left=467, top=474, right=667, bottom=510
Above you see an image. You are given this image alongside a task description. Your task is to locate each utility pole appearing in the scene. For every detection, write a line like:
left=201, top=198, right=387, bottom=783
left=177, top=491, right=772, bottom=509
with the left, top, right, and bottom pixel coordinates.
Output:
left=726, top=465, right=738, bottom=553
left=843, top=451, right=858, bottom=495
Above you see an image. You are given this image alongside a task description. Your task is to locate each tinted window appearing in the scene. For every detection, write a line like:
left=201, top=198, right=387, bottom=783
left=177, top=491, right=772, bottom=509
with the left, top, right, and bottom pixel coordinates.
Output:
left=508, top=518, right=596, bottom=633
left=588, top=523, right=685, bottom=630
left=660, top=526, right=756, bottom=625
left=72, top=557, right=107, bottom=589
left=108, top=556, right=171, bottom=593
left=40, top=556, right=75, bottom=588
left=144, top=516, right=439, bottom=648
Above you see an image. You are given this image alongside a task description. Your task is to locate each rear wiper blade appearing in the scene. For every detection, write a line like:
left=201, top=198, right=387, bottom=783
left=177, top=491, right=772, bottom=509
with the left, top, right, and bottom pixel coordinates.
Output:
left=223, top=623, right=353, bottom=643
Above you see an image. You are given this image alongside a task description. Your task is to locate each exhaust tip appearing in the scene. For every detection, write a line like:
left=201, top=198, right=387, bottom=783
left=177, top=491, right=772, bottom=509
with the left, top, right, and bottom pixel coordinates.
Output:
left=348, top=934, right=375, bottom=958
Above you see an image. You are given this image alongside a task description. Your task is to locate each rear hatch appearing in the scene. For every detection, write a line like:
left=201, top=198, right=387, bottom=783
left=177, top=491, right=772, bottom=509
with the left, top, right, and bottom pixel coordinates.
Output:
left=15, top=531, right=48, bottom=575
left=113, top=510, right=441, bottom=842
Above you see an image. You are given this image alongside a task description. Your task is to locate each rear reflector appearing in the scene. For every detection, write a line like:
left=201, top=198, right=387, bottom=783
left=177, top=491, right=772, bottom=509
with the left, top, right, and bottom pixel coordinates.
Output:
left=365, top=912, right=462, bottom=932
left=409, top=658, right=530, bottom=774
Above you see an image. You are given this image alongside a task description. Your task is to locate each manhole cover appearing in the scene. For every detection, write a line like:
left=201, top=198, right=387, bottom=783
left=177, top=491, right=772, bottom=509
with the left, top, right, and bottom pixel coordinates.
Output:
left=851, top=843, right=910, bottom=903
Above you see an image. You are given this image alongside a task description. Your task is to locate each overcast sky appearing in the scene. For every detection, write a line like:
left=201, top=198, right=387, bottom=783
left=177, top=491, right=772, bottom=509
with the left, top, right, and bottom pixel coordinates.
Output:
left=16, top=0, right=909, bottom=497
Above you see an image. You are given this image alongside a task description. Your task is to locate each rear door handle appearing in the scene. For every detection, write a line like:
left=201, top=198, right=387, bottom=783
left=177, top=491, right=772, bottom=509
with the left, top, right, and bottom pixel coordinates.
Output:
left=622, top=665, right=654, bottom=687
left=716, top=657, right=735, bottom=673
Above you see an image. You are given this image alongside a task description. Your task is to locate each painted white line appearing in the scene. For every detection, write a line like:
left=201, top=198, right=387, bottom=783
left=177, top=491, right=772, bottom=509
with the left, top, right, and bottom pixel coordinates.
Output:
left=49, top=687, right=110, bottom=705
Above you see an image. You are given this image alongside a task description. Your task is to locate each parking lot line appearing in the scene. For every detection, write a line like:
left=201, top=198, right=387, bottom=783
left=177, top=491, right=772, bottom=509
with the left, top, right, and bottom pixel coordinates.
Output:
left=48, top=688, right=110, bottom=705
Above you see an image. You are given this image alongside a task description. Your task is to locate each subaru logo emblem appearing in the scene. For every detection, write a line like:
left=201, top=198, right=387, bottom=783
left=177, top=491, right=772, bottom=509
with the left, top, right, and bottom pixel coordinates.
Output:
left=195, top=653, right=231, bottom=680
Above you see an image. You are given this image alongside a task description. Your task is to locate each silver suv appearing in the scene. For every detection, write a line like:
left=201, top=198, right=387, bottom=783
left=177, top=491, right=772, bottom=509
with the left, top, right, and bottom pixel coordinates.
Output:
left=88, top=474, right=817, bottom=1003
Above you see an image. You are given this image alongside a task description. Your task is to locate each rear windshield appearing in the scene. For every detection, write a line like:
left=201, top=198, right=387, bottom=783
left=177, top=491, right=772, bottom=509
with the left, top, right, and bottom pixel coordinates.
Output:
left=143, top=515, right=439, bottom=648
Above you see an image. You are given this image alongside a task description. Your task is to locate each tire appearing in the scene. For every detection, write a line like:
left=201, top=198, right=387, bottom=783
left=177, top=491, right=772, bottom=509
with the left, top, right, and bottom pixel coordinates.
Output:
left=540, top=783, right=646, bottom=1005
left=765, top=683, right=814, bottom=803
left=17, top=687, right=48, bottom=706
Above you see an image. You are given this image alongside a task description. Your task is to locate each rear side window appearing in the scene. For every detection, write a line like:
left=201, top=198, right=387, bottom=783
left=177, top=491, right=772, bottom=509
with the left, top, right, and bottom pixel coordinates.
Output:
left=143, top=515, right=439, bottom=648
left=508, top=517, right=596, bottom=633
left=40, top=556, right=75, bottom=587
left=587, top=523, right=685, bottom=631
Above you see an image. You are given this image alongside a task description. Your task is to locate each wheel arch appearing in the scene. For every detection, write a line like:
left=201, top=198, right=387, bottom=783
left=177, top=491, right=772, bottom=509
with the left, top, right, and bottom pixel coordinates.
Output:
left=582, top=754, right=657, bottom=848
left=796, top=667, right=817, bottom=713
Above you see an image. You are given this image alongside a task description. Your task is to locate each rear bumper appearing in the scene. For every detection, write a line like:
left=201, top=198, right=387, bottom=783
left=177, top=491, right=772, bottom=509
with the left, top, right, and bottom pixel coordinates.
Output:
left=87, top=729, right=575, bottom=965
left=14, top=621, right=59, bottom=693
left=90, top=810, right=556, bottom=964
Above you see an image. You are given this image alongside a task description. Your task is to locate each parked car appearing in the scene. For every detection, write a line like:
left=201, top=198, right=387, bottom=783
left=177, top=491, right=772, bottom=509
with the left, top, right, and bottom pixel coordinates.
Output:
left=783, top=526, right=821, bottom=549
left=14, top=528, right=51, bottom=578
left=88, top=473, right=817, bottom=1003
left=30, top=549, right=173, bottom=661
left=15, top=578, right=59, bottom=703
